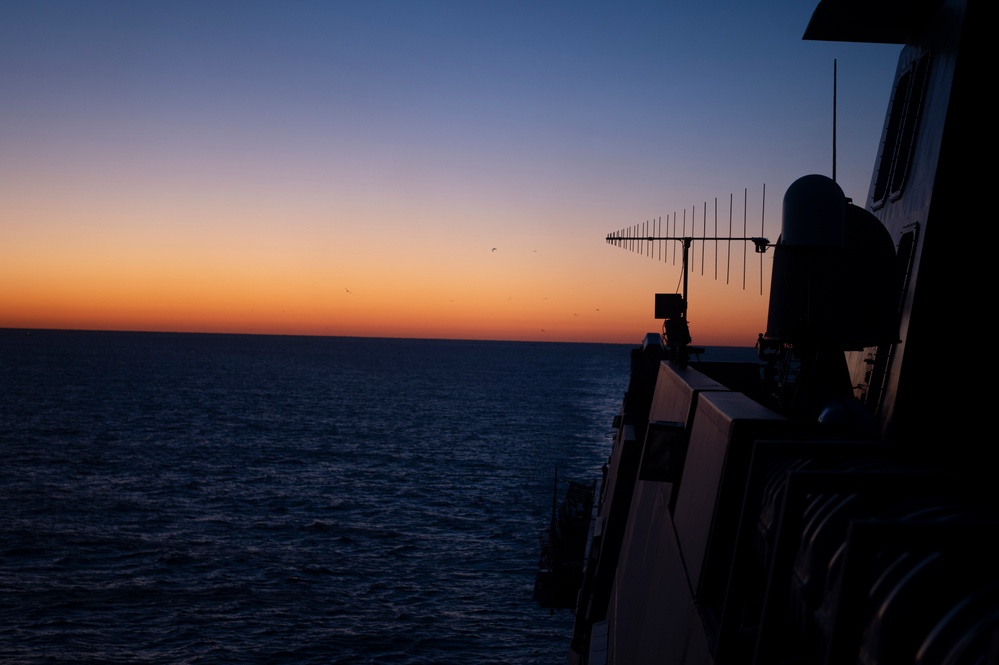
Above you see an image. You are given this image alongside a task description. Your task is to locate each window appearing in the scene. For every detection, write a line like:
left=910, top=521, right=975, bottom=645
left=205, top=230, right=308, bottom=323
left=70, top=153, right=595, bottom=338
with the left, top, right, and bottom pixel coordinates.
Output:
left=872, top=52, right=930, bottom=208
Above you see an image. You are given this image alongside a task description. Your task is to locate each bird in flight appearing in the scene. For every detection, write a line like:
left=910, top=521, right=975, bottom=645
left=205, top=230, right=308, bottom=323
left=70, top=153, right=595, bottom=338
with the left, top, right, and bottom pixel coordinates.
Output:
left=491, top=247, right=497, bottom=252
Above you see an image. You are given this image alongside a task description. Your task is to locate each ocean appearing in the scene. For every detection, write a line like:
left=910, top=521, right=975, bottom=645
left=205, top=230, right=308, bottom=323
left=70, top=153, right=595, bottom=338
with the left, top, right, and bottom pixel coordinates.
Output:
left=1, top=329, right=636, bottom=664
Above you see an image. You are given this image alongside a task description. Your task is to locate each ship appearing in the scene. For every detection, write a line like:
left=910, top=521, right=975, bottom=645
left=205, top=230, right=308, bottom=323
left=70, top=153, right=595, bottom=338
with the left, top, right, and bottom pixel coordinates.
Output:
left=534, top=469, right=597, bottom=611
left=558, top=0, right=996, bottom=663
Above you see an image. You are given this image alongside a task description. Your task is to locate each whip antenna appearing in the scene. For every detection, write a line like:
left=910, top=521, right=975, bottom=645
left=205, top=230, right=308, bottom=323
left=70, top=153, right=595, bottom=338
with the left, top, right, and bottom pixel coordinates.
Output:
left=833, top=58, right=837, bottom=182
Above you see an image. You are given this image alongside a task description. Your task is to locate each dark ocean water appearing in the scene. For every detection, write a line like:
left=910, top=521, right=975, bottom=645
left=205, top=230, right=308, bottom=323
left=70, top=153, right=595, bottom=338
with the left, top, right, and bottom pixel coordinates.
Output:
left=1, top=330, right=639, bottom=664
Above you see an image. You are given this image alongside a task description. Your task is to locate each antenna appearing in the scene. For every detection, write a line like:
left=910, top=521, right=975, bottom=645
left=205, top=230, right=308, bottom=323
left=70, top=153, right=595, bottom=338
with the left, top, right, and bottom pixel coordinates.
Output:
left=833, top=59, right=837, bottom=182
left=605, top=186, right=771, bottom=366
left=760, top=184, right=766, bottom=295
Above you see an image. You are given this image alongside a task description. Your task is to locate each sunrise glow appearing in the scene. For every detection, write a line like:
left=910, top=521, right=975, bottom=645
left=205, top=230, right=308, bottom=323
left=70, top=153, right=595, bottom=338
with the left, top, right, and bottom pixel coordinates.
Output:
left=1, top=2, right=900, bottom=345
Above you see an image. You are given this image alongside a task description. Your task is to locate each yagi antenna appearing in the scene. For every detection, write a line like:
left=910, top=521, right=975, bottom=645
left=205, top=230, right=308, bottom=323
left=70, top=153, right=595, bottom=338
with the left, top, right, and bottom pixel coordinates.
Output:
left=605, top=185, right=771, bottom=367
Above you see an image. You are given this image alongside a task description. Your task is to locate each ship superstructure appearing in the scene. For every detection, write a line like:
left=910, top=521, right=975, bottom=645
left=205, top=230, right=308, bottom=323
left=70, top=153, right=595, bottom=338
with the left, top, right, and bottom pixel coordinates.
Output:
left=564, top=1, right=996, bottom=663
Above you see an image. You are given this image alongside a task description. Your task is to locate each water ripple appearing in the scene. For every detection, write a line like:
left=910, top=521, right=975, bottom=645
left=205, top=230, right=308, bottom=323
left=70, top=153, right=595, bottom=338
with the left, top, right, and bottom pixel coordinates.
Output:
left=1, top=331, right=629, bottom=664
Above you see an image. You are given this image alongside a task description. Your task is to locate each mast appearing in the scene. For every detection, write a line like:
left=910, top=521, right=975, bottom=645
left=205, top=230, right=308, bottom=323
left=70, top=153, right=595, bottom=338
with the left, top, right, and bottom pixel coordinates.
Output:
left=833, top=59, right=838, bottom=182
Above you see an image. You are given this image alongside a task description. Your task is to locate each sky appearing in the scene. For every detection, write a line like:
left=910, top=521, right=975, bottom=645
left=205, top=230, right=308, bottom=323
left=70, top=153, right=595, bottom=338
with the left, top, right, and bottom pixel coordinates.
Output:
left=1, top=1, right=902, bottom=346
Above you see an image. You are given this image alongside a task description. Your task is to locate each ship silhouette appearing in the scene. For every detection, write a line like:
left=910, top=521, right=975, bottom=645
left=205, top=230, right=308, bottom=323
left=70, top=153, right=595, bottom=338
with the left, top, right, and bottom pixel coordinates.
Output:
left=546, top=0, right=996, bottom=662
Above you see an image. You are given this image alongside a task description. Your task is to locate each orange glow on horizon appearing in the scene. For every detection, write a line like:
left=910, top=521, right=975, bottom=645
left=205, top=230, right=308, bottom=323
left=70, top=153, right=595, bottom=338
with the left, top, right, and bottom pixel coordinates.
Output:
left=3, top=204, right=772, bottom=345
left=1, top=2, right=896, bottom=351
left=1, top=250, right=771, bottom=346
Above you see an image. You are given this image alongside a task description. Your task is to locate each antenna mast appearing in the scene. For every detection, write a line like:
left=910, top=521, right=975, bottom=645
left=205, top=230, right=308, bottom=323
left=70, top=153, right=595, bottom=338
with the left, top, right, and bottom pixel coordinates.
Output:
left=605, top=187, right=771, bottom=367
left=833, top=59, right=837, bottom=182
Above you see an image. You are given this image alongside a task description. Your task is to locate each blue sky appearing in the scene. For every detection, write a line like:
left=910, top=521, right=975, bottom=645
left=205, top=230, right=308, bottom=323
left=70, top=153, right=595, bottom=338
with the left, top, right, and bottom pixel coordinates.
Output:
left=1, top=1, right=902, bottom=344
